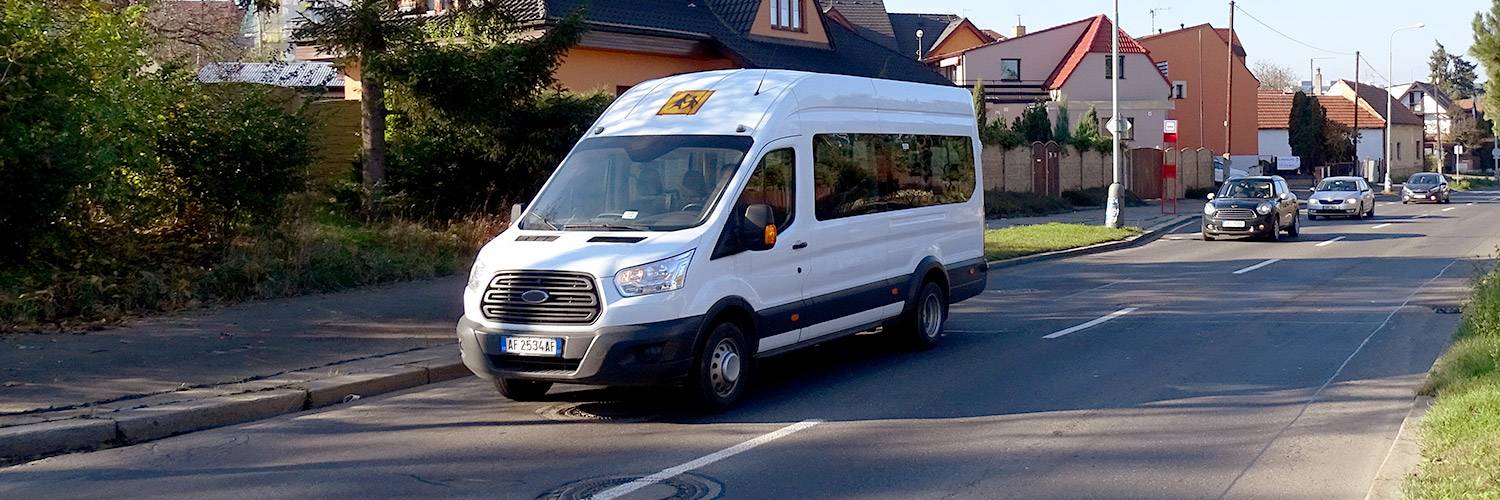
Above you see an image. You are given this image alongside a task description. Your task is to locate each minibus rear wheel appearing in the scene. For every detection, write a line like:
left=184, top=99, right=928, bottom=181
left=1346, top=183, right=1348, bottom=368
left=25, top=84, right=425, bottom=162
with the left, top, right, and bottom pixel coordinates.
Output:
left=494, top=379, right=552, bottom=401
left=894, top=281, right=947, bottom=350
left=686, top=320, right=751, bottom=411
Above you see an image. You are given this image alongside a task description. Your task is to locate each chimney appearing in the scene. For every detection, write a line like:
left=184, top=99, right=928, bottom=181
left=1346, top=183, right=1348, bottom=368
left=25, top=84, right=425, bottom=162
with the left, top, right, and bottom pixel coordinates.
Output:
left=1314, top=68, right=1324, bottom=96
left=1014, top=16, right=1026, bottom=38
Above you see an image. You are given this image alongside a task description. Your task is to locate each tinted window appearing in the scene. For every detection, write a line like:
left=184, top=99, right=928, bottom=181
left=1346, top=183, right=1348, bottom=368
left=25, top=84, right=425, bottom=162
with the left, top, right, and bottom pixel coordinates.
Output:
left=812, top=134, right=976, bottom=220
left=1318, top=179, right=1361, bottom=191
left=1409, top=173, right=1441, bottom=184
left=735, top=148, right=795, bottom=230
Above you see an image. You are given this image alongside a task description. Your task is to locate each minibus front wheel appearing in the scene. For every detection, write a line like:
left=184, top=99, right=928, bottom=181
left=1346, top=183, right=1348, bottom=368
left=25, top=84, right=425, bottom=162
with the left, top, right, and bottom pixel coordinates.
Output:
left=494, top=378, right=552, bottom=401
left=687, top=320, right=752, bottom=411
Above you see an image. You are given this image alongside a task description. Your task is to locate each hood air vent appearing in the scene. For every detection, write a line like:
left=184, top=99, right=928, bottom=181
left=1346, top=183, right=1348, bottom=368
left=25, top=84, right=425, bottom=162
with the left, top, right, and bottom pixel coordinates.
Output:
left=516, top=235, right=559, bottom=242
left=588, top=236, right=646, bottom=243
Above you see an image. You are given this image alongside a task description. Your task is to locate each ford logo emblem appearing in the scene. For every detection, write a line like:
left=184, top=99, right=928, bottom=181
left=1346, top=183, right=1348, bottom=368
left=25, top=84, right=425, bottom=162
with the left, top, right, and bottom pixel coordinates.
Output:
left=520, top=290, right=551, bottom=304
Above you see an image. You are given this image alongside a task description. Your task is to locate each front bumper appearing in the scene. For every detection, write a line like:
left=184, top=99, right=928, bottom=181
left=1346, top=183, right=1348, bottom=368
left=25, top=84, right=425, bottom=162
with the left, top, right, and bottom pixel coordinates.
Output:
left=1308, top=203, right=1359, bottom=215
left=1202, top=214, right=1276, bottom=236
left=1403, top=191, right=1444, bottom=202
left=457, top=315, right=703, bottom=386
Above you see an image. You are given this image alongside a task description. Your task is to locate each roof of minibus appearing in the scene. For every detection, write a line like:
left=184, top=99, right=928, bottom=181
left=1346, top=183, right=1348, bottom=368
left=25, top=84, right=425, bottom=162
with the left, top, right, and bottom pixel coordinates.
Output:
left=588, top=70, right=974, bottom=139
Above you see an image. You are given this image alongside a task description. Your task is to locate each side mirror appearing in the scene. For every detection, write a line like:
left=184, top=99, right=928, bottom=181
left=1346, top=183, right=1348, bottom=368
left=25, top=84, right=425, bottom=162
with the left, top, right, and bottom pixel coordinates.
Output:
left=1308, top=187, right=1316, bottom=193
left=510, top=203, right=526, bottom=224
left=1206, top=193, right=1216, bottom=200
left=740, top=204, right=777, bottom=251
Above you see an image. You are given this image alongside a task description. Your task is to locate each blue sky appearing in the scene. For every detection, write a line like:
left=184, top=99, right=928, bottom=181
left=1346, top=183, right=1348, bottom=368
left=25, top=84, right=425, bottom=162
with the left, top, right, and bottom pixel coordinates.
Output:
left=882, top=0, right=1491, bottom=87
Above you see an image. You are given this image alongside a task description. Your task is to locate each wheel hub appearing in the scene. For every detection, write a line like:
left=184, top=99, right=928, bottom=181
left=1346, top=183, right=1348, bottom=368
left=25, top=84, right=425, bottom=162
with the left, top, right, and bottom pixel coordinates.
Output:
left=709, top=340, right=740, bottom=397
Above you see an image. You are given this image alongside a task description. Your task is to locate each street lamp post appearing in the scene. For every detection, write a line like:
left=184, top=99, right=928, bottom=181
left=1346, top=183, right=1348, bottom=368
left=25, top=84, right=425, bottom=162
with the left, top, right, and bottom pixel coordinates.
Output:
left=1106, top=0, right=1124, bottom=228
left=1386, top=23, right=1425, bottom=193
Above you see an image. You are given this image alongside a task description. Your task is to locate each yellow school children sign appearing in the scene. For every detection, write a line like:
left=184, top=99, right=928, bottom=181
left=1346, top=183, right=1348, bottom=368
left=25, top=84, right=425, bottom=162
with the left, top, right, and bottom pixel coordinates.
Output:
left=658, top=90, right=714, bottom=115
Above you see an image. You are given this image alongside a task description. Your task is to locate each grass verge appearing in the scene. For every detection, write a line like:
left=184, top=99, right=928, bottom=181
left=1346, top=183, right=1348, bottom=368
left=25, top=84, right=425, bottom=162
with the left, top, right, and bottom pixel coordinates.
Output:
left=984, top=223, right=1142, bottom=261
left=1451, top=176, right=1497, bottom=191
left=1406, top=265, right=1500, bottom=498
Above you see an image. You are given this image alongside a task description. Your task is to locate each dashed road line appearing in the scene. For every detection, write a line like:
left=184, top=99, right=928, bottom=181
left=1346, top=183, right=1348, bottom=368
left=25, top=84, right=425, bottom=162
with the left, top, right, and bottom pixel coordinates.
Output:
left=1315, top=236, right=1347, bottom=247
left=1043, top=307, right=1139, bottom=339
left=1442, top=207, right=1456, bottom=212
left=588, top=420, right=823, bottom=500
left=1232, top=259, right=1281, bottom=275
left=1371, top=223, right=1392, bottom=229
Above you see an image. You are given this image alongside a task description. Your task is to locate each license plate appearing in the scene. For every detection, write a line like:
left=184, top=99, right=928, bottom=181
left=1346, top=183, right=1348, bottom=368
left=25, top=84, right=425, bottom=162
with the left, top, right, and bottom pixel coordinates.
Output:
left=1222, top=220, right=1247, bottom=228
left=502, top=336, right=562, bottom=357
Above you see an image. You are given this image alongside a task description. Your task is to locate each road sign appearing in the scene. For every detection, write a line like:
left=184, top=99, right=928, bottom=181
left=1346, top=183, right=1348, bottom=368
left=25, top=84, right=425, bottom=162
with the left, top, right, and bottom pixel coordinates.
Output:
left=1162, top=120, right=1178, bottom=134
left=1105, top=117, right=1133, bottom=135
left=1492, top=146, right=1500, bottom=157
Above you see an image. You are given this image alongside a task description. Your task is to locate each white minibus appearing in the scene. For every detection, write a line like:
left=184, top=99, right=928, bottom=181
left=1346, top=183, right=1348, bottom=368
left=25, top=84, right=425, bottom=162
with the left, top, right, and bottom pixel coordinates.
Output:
left=458, top=69, right=987, bottom=409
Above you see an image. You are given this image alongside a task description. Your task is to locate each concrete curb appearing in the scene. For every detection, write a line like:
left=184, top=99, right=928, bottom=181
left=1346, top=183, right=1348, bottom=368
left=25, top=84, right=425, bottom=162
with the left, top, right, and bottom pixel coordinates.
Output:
left=987, top=214, right=1200, bottom=270
left=1365, top=395, right=1435, bottom=500
left=0, top=347, right=471, bottom=465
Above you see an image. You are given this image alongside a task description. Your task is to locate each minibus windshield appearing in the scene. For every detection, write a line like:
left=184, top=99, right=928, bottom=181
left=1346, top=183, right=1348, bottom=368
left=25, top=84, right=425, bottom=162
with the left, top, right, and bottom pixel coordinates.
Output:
left=521, top=135, right=753, bottom=232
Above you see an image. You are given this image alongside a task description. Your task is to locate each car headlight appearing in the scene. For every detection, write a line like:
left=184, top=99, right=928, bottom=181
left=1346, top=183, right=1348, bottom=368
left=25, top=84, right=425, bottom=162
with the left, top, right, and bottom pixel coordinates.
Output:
left=615, top=250, right=694, bottom=297
left=1204, top=204, right=1217, bottom=215
left=467, top=261, right=491, bottom=292
left=1256, top=202, right=1274, bottom=215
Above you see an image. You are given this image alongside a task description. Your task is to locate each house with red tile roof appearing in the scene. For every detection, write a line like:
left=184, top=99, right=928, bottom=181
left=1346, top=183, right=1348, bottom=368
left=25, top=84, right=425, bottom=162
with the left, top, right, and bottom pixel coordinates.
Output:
left=1137, top=24, right=1258, bottom=157
left=1257, top=85, right=1423, bottom=179
left=923, top=15, right=1174, bottom=148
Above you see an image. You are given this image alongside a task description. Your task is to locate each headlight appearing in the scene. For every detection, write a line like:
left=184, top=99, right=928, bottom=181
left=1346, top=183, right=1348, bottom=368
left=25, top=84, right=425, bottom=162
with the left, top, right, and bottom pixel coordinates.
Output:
left=615, top=250, right=694, bottom=297
left=1204, top=204, right=1217, bottom=215
left=467, top=261, right=491, bottom=292
left=1256, top=202, right=1274, bottom=215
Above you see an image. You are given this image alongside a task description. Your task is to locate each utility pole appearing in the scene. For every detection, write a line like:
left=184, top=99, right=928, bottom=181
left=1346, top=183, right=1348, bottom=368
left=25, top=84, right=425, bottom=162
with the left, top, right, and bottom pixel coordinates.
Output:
left=1386, top=24, right=1424, bottom=192
left=1353, top=51, right=1360, bottom=173
left=1224, top=1, right=1235, bottom=165
left=1106, top=0, right=1124, bottom=228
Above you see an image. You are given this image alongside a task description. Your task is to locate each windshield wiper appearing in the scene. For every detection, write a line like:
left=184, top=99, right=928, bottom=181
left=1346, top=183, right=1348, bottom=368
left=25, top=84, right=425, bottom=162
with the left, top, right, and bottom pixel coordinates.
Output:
left=562, top=223, right=646, bottom=231
left=522, top=212, right=560, bottom=231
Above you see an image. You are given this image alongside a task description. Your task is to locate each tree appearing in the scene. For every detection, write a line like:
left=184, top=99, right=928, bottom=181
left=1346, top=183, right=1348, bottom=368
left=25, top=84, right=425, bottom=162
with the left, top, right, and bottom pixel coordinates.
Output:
left=1072, top=105, right=1108, bottom=153
left=1474, top=2, right=1500, bottom=138
left=1253, top=61, right=1299, bottom=92
left=1053, top=105, right=1073, bottom=145
left=1323, top=119, right=1355, bottom=164
left=1014, top=101, right=1053, bottom=143
left=1430, top=41, right=1454, bottom=95
left=293, top=0, right=430, bottom=213
left=1449, top=54, right=1481, bottom=99
left=972, top=81, right=989, bottom=130
left=1450, top=112, right=1487, bottom=150
left=1287, top=91, right=1328, bottom=166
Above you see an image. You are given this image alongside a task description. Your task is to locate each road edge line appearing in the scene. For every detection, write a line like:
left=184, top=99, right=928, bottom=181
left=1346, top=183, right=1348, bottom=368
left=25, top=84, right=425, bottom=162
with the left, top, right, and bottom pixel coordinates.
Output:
left=1364, top=396, right=1434, bottom=500
left=987, top=215, right=1199, bottom=270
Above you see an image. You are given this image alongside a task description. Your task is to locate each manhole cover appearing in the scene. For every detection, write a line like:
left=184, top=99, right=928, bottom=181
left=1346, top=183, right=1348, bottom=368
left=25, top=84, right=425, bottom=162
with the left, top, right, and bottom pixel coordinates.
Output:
left=537, top=401, right=662, bottom=423
left=1432, top=306, right=1463, bottom=314
left=538, top=472, right=722, bottom=500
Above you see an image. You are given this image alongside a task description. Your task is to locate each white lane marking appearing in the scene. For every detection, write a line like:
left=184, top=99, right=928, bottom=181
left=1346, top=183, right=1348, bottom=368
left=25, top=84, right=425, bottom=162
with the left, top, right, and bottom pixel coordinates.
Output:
left=1057, top=279, right=1128, bottom=300
left=1414, top=213, right=1430, bottom=219
left=1042, top=307, right=1139, bottom=339
left=1442, top=207, right=1456, bottom=212
left=1232, top=258, right=1282, bottom=275
left=1315, top=236, right=1347, bottom=247
left=588, top=420, right=822, bottom=500
left=1371, top=223, right=1392, bottom=229
left=1467, top=202, right=1476, bottom=206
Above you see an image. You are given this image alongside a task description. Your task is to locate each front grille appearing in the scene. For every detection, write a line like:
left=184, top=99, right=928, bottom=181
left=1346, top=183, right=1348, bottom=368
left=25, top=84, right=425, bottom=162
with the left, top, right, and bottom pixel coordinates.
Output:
left=1317, top=199, right=1344, bottom=205
left=480, top=271, right=601, bottom=325
left=1215, top=208, right=1257, bottom=220
left=489, top=354, right=581, bottom=374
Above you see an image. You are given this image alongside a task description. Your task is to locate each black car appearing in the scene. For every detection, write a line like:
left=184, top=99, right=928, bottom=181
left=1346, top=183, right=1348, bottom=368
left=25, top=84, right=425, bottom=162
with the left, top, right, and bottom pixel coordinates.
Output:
left=1202, top=176, right=1300, bottom=241
left=1401, top=172, right=1451, bottom=204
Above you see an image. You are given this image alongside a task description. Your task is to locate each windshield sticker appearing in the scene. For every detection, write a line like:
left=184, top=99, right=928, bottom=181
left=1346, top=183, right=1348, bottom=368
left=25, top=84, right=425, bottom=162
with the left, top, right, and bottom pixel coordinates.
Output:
left=621, top=211, right=639, bottom=220
left=658, top=90, right=714, bottom=115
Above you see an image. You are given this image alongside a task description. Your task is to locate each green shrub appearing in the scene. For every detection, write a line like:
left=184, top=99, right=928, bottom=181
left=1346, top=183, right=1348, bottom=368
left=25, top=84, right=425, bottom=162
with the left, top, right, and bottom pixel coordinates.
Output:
left=984, top=190, right=1073, bottom=218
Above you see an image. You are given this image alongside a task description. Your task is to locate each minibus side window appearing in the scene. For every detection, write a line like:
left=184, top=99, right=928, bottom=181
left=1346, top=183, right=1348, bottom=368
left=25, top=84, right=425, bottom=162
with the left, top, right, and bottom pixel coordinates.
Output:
left=812, top=133, right=975, bottom=220
left=713, top=148, right=795, bottom=258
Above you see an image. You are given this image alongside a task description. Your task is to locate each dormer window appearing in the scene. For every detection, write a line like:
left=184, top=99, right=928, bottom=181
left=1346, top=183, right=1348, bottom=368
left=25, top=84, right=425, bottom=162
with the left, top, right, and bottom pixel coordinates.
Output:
left=771, top=0, right=802, bottom=31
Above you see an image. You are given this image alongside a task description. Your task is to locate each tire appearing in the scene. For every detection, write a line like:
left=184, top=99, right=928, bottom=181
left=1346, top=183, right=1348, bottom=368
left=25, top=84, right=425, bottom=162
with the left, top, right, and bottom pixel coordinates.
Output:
left=1287, top=214, right=1299, bottom=237
left=894, top=281, right=948, bottom=350
left=1202, top=231, right=1215, bottom=241
left=686, top=320, right=752, bottom=412
left=494, top=379, right=552, bottom=401
left=1367, top=205, right=1375, bottom=218
left=1268, top=222, right=1281, bottom=241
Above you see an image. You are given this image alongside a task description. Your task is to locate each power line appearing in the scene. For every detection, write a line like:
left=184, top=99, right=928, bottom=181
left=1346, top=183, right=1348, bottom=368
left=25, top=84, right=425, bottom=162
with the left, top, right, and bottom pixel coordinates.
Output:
left=1232, top=3, right=1353, bottom=56
left=1358, top=54, right=1393, bottom=85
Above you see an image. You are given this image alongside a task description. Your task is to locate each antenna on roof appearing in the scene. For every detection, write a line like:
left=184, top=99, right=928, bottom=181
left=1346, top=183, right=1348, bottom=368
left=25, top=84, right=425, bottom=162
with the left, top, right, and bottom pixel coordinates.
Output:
left=755, top=69, right=770, bottom=96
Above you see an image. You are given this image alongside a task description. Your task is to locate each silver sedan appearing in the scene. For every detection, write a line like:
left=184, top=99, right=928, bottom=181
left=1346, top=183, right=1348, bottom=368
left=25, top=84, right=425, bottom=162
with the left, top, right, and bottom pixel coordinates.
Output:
left=1306, top=176, right=1376, bottom=220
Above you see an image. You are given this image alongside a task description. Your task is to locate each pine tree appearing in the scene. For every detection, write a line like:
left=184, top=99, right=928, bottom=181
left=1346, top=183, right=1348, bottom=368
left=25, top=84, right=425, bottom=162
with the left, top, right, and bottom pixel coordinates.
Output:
left=1474, top=2, right=1500, bottom=137
left=1015, top=101, right=1053, bottom=143
left=972, top=81, right=988, bottom=130
left=1449, top=54, right=1481, bottom=99
left=1431, top=41, right=1458, bottom=98
left=1072, top=105, right=1106, bottom=153
left=1288, top=91, right=1328, bottom=167
left=1053, top=105, right=1072, bottom=145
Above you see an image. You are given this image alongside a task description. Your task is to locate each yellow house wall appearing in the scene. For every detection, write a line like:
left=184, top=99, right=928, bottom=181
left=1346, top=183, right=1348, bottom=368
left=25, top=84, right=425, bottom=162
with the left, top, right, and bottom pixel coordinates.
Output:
left=554, top=47, right=738, bottom=93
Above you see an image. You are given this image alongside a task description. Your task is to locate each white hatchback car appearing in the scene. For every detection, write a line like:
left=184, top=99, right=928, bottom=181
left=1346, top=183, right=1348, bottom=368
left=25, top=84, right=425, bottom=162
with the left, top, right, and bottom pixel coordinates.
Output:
left=1306, top=176, right=1375, bottom=220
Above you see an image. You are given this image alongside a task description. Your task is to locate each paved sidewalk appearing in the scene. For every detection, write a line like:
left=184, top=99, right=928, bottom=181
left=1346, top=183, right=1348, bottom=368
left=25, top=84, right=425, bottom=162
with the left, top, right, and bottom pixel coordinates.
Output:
left=0, top=277, right=464, bottom=417
left=986, top=199, right=1205, bottom=230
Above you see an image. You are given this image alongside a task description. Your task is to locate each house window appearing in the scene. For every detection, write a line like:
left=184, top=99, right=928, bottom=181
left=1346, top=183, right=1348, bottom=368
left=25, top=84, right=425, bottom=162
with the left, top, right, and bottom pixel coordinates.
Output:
left=1000, top=59, right=1021, bottom=82
left=1397, top=141, right=1402, bottom=160
left=1105, top=56, right=1125, bottom=79
left=1171, top=80, right=1188, bottom=99
left=771, top=0, right=802, bottom=31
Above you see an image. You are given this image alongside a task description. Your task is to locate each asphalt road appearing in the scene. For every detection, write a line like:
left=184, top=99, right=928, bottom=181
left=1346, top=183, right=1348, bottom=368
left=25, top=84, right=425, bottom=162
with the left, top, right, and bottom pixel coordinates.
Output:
left=4, top=191, right=1499, bottom=500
